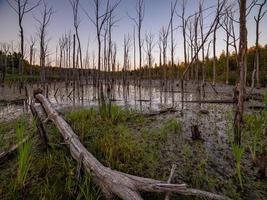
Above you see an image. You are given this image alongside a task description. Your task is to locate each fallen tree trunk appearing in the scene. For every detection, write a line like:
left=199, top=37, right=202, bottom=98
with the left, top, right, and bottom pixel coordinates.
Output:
left=33, top=91, right=232, bottom=200
left=144, top=107, right=177, bottom=117
left=181, top=99, right=234, bottom=104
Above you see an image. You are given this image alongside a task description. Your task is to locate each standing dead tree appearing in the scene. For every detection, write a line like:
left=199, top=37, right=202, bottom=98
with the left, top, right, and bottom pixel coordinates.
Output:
left=69, top=0, right=83, bottom=80
left=106, top=6, right=119, bottom=83
left=161, top=27, right=168, bottom=91
left=129, top=0, right=145, bottom=80
left=144, top=32, right=155, bottom=89
left=199, top=0, right=206, bottom=83
left=158, top=32, right=163, bottom=68
left=83, top=0, right=120, bottom=85
left=212, top=7, right=220, bottom=85
left=7, top=0, right=40, bottom=85
left=176, top=0, right=189, bottom=81
left=170, top=0, right=178, bottom=89
left=123, top=34, right=131, bottom=85
left=35, top=0, right=53, bottom=84
left=180, top=0, right=227, bottom=85
left=233, top=0, right=247, bottom=145
left=29, top=36, right=36, bottom=77
left=0, top=43, right=10, bottom=83
left=253, top=0, right=267, bottom=88
left=222, top=13, right=231, bottom=85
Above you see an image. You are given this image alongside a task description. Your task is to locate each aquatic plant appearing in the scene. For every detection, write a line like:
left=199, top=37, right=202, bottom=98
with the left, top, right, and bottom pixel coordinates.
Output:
left=232, top=144, right=244, bottom=189
left=76, top=173, right=101, bottom=200
left=163, top=118, right=182, bottom=135
left=15, top=119, right=32, bottom=188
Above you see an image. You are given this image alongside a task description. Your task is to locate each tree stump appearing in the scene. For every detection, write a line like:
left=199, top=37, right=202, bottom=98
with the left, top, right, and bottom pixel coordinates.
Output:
left=191, top=125, right=201, bottom=140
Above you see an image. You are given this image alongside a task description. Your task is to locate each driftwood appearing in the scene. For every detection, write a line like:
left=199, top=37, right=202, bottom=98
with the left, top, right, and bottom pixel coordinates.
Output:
left=181, top=99, right=234, bottom=104
left=208, top=82, right=219, bottom=95
left=248, top=105, right=266, bottom=110
left=30, top=103, right=49, bottom=149
left=33, top=92, right=232, bottom=200
left=0, top=136, right=30, bottom=164
left=145, top=107, right=177, bottom=117
left=191, top=125, right=202, bottom=141
left=165, top=164, right=177, bottom=200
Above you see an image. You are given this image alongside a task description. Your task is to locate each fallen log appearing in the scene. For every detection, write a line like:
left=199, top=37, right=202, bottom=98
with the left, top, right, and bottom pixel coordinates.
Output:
left=30, top=103, right=49, bottom=149
left=248, top=105, right=266, bottom=110
left=33, top=92, right=232, bottom=200
left=165, top=164, right=176, bottom=200
left=181, top=99, right=234, bottom=104
left=144, top=107, right=177, bottom=117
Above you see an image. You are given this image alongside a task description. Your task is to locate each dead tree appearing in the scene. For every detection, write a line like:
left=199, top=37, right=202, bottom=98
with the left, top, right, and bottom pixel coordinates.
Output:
left=161, top=27, right=168, bottom=91
left=29, top=36, right=36, bottom=77
left=222, top=14, right=231, bottom=85
left=58, top=35, right=66, bottom=70
left=129, top=0, right=145, bottom=78
left=106, top=6, right=119, bottom=83
left=35, top=0, right=53, bottom=84
left=144, top=32, right=155, bottom=89
left=199, top=0, right=205, bottom=83
left=253, top=0, right=267, bottom=88
left=234, top=0, right=247, bottom=145
left=69, top=0, right=83, bottom=79
left=7, top=0, right=40, bottom=83
left=188, top=20, right=194, bottom=80
left=84, top=0, right=120, bottom=85
left=212, top=10, right=220, bottom=85
left=177, top=0, right=188, bottom=81
left=133, top=26, right=136, bottom=71
left=170, top=0, right=178, bottom=89
left=158, top=32, right=163, bottom=68
left=0, top=43, right=10, bottom=83
left=123, top=35, right=131, bottom=85
left=180, top=0, right=227, bottom=84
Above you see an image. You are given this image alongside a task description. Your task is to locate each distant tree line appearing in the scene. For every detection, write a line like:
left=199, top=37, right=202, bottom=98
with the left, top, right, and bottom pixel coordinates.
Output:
left=1, top=44, right=267, bottom=86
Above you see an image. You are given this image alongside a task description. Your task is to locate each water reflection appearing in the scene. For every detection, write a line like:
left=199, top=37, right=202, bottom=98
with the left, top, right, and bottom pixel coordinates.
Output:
left=0, top=81, right=231, bottom=121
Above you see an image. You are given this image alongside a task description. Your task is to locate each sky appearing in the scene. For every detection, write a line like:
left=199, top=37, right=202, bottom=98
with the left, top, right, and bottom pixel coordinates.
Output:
left=0, top=0, right=267, bottom=69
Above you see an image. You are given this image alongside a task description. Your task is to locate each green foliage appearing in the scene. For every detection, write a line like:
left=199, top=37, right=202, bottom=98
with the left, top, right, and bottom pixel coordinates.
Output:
left=162, top=118, right=182, bottom=135
left=244, top=114, right=263, bottom=163
left=244, top=91, right=267, bottom=163
left=232, top=144, right=244, bottom=190
left=76, top=173, right=101, bottom=200
left=15, top=118, right=33, bottom=188
left=66, top=105, right=178, bottom=179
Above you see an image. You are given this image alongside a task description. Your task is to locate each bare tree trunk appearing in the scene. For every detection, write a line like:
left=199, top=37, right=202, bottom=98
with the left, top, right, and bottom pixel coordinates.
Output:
left=234, top=0, right=246, bottom=145
left=7, top=0, right=40, bottom=88
left=212, top=19, right=219, bottom=85
left=254, top=0, right=267, bottom=88
left=37, top=2, right=53, bottom=84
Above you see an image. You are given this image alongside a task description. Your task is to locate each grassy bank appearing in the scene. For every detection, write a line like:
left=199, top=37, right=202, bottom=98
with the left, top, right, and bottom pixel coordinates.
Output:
left=1, top=101, right=267, bottom=199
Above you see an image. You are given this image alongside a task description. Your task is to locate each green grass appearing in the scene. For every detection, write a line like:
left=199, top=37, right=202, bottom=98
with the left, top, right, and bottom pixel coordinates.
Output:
left=2, top=103, right=267, bottom=200
left=15, top=119, right=33, bottom=188
left=0, top=115, right=102, bottom=200
left=65, top=105, right=164, bottom=178
left=232, top=144, right=244, bottom=190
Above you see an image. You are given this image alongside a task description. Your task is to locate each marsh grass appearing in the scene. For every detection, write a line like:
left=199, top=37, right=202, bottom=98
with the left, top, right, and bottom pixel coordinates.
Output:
left=244, top=114, right=263, bottom=163
left=232, top=144, right=244, bottom=190
left=2, top=101, right=267, bottom=199
left=15, top=118, right=33, bottom=188
left=65, top=104, right=182, bottom=179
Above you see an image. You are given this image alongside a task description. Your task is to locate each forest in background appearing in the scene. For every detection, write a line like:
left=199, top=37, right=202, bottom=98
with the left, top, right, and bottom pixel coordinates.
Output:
left=1, top=44, right=267, bottom=85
